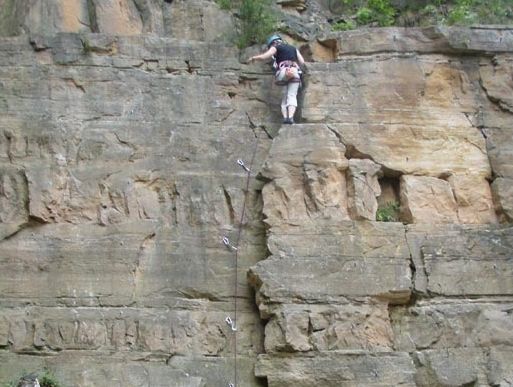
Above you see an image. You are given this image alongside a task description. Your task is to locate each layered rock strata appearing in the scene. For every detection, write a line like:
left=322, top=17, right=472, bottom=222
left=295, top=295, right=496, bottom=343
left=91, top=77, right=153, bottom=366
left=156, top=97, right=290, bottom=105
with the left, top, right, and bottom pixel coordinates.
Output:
left=249, top=26, right=513, bottom=387
left=0, top=1, right=512, bottom=386
left=0, top=20, right=272, bottom=387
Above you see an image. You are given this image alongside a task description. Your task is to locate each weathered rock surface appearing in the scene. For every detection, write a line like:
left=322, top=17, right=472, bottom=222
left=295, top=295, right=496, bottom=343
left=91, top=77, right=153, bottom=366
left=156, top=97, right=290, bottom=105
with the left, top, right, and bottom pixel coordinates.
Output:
left=0, top=30, right=272, bottom=386
left=249, top=26, right=513, bottom=387
left=400, top=175, right=459, bottom=224
left=260, top=125, right=350, bottom=225
left=406, top=224, right=513, bottom=296
left=250, top=219, right=412, bottom=306
left=0, top=2, right=512, bottom=385
left=255, top=352, right=417, bottom=387
left=492, top=177, right=513, bottom=222
left=0, top=0, right=235, bottom=39
left=347, top=158, right=381, bottom=220
left=315, top=26, right=513, bottom=59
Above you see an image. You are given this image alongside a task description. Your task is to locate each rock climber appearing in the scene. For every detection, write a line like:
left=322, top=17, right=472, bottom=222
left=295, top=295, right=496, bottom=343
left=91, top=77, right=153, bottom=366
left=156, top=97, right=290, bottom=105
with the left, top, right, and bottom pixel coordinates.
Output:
left=248, top=34, right=306, bottom=124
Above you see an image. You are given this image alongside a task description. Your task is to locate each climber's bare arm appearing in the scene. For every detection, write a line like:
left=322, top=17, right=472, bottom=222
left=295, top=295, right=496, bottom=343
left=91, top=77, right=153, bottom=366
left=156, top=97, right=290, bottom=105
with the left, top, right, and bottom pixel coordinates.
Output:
left=248, top=46, right=277, bottom=63
left=296, top=50, right=305, bottom=66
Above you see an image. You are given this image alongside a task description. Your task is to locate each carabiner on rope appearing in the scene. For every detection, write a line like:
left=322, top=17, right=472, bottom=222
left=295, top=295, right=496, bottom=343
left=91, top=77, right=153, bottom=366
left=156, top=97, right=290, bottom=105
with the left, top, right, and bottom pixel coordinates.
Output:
left=237, top=159, right=250, bottom=173
left=225, top=316, right=237, bottom=332
left=222, top=236, right=238, bottom=251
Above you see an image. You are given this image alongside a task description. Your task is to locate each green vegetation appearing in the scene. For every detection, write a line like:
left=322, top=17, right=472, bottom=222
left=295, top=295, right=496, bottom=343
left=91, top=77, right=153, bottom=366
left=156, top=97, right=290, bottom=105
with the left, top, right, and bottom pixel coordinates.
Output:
left=215, top=0, right=232, bottom=10
left=39, top=370, right=61, bottom=387
left=330, top=0, right=513, bottom=30
left=79, top=34, right=93, bottom=54
left=236, top=0, right=276, bottom=48
left=376, top=201, right=400, bottom=222
left=335, top=0, right=396, bottom=27
left=4, top=369, right=62, bottom=387
left=443, top=0, right=513, bottom=25
left=333, top=20, right=357, bottom=31
left=218, top=0, right=512, bottom=43
left=215, top=0, right=276, bottom=48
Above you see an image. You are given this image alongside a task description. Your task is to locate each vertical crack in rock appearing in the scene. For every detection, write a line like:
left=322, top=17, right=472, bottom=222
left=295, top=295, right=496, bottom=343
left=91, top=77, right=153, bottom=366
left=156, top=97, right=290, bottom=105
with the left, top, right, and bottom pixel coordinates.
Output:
left=222, top=186, right=235, bottom=226
left=245, top=112, right=273, bottom=140
left=301, top=162, right=319, bottom=217
left=474, top=56, right=512, bottom=222
left=86, top=0, right=99, bottom=32
left=185, top=60, right=196, bottom=74
left=245, top=112, right=257, bottom=131
left=481, top=86, right=513, bottom=115
left=132, top=0, right=151, bottom=33
left=479, top=56, right=513, bottom=114
left=199, top=7, right=205, bottom=38
left=0, top=167, right=31, bottom=240
left=404, top=226, right=424, bottom=300
left=326, top=124, right=346, bottom=147
left=4, top=131, right=15, bottom=164
left=166, top=181, right=180, bottom=227
left=326, top=124, right=376, bottom=162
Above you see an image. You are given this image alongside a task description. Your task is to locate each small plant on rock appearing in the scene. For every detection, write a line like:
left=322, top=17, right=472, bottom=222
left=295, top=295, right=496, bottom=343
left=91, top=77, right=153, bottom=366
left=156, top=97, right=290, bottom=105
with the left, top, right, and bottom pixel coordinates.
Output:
left=368, top=0, right=396, bottom=26
left=376, top=201, right=400, bottom=222
left=38, top=369, right=61, bottom=387
left=333, top=19, right=357, bottom=31
left=4, top=369, right=61, bottom=387
left=79, top=35, right=93, bottom=54
left=355, top=7, right=373, bottom=24
left=331, top=0, right=396, bottom=30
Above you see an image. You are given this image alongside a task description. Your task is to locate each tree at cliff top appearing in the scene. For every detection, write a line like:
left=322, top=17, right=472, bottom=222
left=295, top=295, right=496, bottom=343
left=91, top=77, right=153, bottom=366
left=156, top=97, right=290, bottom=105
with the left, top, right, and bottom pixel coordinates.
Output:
left=216, top=0, right=276, bottom=48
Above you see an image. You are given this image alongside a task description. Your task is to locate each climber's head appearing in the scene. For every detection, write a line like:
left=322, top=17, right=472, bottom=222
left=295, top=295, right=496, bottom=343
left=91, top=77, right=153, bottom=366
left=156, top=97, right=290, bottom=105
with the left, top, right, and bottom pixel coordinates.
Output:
left=266, top=34, right=282, bottom=48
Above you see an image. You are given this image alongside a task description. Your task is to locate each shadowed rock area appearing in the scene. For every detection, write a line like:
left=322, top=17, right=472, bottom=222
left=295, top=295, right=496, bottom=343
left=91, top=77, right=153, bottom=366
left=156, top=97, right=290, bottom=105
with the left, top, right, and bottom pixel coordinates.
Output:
left=0, top=1, right=512, bottom=386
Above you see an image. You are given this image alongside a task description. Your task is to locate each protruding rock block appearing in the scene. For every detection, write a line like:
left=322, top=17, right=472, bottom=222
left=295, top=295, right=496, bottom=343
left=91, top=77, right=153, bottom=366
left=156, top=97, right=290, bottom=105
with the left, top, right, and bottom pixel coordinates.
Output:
left=0, top=352, right=263, bottom=387
left=261, top=125, right=350, bottom=226
left=255, top=352, right=416, bottom=387
left=0, top=0, right=235, bottom=40
left=487, top=347, right=513, bottom=387
left=0, top=306, right=263, bottom=357
left=400, top=175, right=459, bottom=224
left=264, top=301, right=394, bottom=353
left=492, top=177, right=513, bottom=222
left=392, top=300, right=513, bottom=351
left=347, top=158, right=382, bottom=221
left=322, top=26, right=513, bottom=58
left=249, top=221, right=412, bottom=309
left=448, top=174, right=497, bottom=224
left=406, top=224, right=513, bottom=296
left=0, top=166, right=28, bottom=224
left=414, top=348, right=485, bottom=387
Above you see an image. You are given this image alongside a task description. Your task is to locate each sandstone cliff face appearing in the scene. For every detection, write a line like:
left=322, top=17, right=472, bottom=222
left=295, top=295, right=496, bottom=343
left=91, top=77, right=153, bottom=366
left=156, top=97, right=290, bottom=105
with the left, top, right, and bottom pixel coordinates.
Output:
left=0, top=1, right=512, bottom=387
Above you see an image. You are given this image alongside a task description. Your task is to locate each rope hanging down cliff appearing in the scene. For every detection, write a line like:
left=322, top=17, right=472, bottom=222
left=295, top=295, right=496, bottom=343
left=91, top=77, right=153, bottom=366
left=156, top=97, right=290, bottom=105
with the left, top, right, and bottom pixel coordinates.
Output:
left=222, top=132, right=261, bottom=387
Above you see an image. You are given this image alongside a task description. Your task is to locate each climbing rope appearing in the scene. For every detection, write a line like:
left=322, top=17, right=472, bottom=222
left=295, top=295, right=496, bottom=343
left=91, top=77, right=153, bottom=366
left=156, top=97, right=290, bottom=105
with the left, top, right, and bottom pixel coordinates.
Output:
left=222, top=132, right=261, bottom=387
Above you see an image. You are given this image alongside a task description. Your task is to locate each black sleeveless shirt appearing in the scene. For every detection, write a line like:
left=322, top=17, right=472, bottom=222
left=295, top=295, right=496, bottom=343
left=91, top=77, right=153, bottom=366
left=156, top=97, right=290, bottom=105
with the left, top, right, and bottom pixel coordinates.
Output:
left=275, top=44, right=298, bottom=64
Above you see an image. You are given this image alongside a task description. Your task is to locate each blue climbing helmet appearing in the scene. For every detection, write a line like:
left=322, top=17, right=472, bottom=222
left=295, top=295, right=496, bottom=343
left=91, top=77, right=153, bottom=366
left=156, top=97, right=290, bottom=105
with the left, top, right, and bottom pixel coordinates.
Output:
left=266, top=34, right=282, bottom=48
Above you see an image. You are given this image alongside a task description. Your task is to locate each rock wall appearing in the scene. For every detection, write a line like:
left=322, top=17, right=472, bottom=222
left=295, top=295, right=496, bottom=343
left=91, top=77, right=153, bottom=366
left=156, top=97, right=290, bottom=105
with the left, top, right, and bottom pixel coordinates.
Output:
left=0, top=1, right=512, bottom=386
left=250, top=25, right=513, bottom=387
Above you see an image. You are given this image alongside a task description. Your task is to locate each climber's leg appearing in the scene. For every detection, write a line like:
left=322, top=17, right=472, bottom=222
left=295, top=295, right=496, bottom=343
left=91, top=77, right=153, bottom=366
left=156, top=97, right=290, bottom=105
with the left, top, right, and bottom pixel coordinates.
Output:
left=281, top=82, right=300, bottom=123
left=281, top=86, right=289, bottom=122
